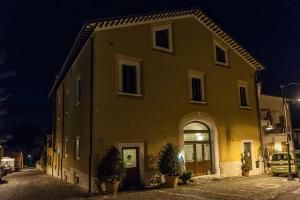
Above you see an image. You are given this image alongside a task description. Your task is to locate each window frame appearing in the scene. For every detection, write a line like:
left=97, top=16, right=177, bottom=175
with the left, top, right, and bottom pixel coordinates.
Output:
left=152, top=24, right=173, bottom=53
left=75, top=75, right=82, bottom=106
left=57, top=94, right=61, bottom=120
left=64, top=89, right=69, bottom=114
left=213, top=40, right=229, bottom=66
left=75, top=136, right=80, bottom=161
left=238, top=80, right=250, bottom=108
left=117, top=56, right=142, bottom=97
left=64, top=137, right=68, bottom=158
left=188, top=70, right=206, bottom=104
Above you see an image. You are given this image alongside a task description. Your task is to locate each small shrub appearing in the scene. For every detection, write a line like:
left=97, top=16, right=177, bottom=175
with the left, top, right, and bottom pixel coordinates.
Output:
left=97, top=146, right=125, bottom=182
left=158, top=143, right=180, bottom=176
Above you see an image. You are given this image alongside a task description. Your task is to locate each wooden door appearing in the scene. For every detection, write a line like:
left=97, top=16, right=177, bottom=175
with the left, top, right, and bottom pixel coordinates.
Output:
left=122, top=147, right=140, bottom=188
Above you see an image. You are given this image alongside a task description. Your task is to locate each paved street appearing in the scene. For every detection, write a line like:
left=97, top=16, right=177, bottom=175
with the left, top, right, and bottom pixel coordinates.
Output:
left=1, top=169, right=300, bottom=200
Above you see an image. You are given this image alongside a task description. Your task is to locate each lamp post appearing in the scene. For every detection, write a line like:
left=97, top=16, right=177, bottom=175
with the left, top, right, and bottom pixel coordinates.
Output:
left=280, top=83, right=298, bottom=181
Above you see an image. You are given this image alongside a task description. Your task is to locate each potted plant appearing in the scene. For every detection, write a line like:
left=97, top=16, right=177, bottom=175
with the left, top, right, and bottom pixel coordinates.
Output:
left=179, top=171, right=192, bottom=185
left=158, top=143, right=181, bottom=188
left=241, top=152, right=251, bottom=177
left=97, top=146, right=125, bottom=195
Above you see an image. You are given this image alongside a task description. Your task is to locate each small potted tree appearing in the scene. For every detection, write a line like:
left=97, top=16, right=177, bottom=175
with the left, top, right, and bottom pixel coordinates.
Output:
left=97, top=146, right=125, bottom=195
left=158, top=143, right=180, bottom=188
left=241, top=152, right=251, bottom=177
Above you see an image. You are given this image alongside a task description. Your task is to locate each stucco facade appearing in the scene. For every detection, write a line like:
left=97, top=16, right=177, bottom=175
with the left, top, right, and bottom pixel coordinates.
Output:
left=49, top=9, right=263, bottom=192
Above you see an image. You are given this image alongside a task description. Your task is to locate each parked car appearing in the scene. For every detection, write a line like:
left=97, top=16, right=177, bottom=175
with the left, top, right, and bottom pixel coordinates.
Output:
left=271, top=152, right=298, bottom=176
left=294, top=150, right=300, bottom=168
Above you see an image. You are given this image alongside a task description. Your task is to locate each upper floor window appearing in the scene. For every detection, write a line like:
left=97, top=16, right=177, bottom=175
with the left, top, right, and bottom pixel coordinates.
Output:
left=64, top=89, right=69, bottom=114
left=64, top=137, right=68, bottom=158
left=214, top=40, right=228, bottom=66
left=118, top=57, right=142, bottom=96
left=188, top=71, right=206, bottom=103
left=57, top=94, right=61, bottom=120
left=152, top=24, right=173, bottom=53
left=238, top=81, right=249, bottom=107
left=75, top=75, right=82, bottom=105
left=75, top=136, right=80, bottom=160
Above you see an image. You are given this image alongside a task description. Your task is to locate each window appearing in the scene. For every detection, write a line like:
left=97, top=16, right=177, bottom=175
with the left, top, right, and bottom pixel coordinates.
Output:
left=75, top=75, right=82, bottom=105
left=64, top=137, right=68, bottom=158
left=213, top=40, right=228, bottom=65
left=64, top=89, right=69, bottom=114
left=118, top=58, right=142, bottom=96
left=188, top=71, right=205, bottom=102
left=57, top=94, right=61, bottom=120
left=238, top=81, right=249, bottom=107
left=152, top=25, right=173, bottom=52
left=75, top=136, right=80, bottom=160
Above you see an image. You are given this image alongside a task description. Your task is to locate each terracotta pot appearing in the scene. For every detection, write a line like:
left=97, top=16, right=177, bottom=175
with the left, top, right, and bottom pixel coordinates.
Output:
left=165, top=176, right=179, bottom=188
left=243, top=171, right=250, bottom=177
left=105, top=181, right=120, bottom=195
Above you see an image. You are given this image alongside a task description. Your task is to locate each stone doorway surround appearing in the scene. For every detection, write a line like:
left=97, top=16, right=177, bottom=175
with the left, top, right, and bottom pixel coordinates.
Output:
left=178, top=112, right=220, bottom=177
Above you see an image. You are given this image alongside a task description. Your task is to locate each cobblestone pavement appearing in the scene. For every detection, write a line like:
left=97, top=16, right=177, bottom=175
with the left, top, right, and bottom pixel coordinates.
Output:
left=1, top=169, right=300, bottom=200
left=0, top=169, right=91, bottom=200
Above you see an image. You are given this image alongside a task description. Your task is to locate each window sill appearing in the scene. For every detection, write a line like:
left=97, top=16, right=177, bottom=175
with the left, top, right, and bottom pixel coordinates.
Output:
left=189, top=100, right=207, bottom=105
left=117, top=92, right=143, bottom=98
left=214, top=61, right=229, bottom=67
left=152, top=46, right=174, bottom=54
left=239, top=106, right=251, bottom=110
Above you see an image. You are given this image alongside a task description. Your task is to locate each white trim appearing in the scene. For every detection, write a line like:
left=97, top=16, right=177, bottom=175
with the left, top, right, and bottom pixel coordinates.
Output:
left=152, top=24, right=173, bottom=53
left=241, top=140, right=255, bottom=171
left=75, top=75, right=81, bottom=106
left=188, top=70, right=206, bottom=103
left=237, top=80, right=250, bottom=107
left=117, top=142, right=145, bottom=185
left=75, top=136, right=80, bottom=161
left=213, top=39, right=229, bottom=66
left=118, top=57, right=142, bottom=95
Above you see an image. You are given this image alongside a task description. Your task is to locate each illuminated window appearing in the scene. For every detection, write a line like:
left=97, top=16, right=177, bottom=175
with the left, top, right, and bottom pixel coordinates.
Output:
left=152, top=24, right=173, bottom=52
left=64, top=137, right=68, bottom=158
left=213, top=40, right=228, bottom=65
left=75, top=75, right=82, bottom=105
left=188, top=71, right=205, bottom=102
left=118, top=58, right=142, bottom=95
left=75, top=136, right=80, bottom=160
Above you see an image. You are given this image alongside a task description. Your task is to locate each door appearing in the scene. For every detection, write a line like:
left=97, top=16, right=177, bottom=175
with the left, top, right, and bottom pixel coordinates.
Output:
left=243, top=142, right=252, bottom=170
left=122, top=147, right=140, bottom=188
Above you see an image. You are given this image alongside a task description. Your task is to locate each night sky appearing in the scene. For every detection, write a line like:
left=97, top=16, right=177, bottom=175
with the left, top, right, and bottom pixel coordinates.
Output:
left=1, top=1, right=300, bottom=150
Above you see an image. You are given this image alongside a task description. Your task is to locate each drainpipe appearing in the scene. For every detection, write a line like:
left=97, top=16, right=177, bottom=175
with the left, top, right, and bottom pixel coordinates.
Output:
left=88, top=35, right=95, bottom=193
left=254, top=71, right=264, bottom=173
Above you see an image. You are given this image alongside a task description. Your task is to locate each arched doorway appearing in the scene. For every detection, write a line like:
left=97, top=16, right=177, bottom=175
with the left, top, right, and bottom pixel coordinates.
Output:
left=183, top=121, right=212, bottom=175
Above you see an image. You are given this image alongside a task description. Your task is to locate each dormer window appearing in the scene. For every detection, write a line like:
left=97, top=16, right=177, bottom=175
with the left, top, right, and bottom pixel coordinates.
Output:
left=213, top=40, right=228, bottom=66
left=152, top=25, right=173, bottom=53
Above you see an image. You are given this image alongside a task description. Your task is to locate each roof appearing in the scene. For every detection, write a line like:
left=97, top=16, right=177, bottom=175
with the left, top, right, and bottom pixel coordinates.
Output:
left=49, top=7, right=264, bottom=97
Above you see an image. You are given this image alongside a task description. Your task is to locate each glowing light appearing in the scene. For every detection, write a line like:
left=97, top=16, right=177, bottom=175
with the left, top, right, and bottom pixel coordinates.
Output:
left=275, top=143, right=282, bottom=152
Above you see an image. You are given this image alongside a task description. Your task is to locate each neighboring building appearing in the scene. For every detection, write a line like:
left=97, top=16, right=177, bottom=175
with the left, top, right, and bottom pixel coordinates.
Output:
left=48, top=8, right=264, bottom=191
left=259, top=94, right=294, bottom=154
left=0, top=145, right=3, bottom=161
left=4, top=151, right=24, bottom=169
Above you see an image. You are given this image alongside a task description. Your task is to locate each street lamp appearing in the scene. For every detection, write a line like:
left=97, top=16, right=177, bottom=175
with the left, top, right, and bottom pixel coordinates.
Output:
left=281, top=83, right=300, bottom=181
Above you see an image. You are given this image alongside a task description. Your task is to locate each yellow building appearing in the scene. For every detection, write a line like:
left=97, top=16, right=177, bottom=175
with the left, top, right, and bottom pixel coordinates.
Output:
left=48, top=8, right=264, bottom=192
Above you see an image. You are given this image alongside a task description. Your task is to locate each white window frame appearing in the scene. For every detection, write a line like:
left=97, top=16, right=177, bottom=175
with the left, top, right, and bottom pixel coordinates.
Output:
left=64, top=89, right=69, bottom=114
left=238, top=80, right=250, bottom=108
left=188, top=70, right=206, bottom=103
left=152, top=24, right=173, bottom=53
left=213, top=40, right=229, bottom=66
left=75, top=75, right=82, bottom=106
left=64, top=137, right=68, bottom=158
left=118, top=58, right=142, bottom=96
left=75, top=136, right=80, bottom=160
